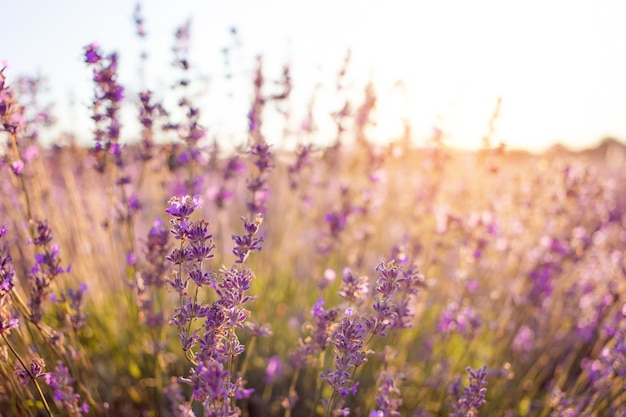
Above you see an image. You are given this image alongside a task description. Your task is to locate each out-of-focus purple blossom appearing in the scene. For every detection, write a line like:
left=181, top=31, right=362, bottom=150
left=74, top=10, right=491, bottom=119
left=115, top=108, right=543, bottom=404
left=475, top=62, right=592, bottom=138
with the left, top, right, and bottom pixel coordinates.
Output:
left=325, top=212, right=348, bottom=239
left=0, top=225, right=18, bottom=335
left=371, top=370, right=403, bottom=417
left=126, top=252, right=136, bottom=266
left=45, top=361, right=89, bottom=416
left=133, top=3, right=146, bottom=38
left=84, top=42, right=125, bottom=171
left=137, top=90, right=168, bottom=160
left=10, top=160, right=24, bottom=175
left=289, top=298, right=339, bottom=369
left=28, top=221, right=69, bottom=324
left=15, top=357, right=48, bottom=386
left=437, top=302, right=482, bottom=339
left=164, top=377, right=196, bottom=417
left=248, top=55, right=265, bottom=139
left=84, top=43, right=101, bottom=63
left=288, top=144, right=315, bottom=190
left=265, top=356, right=283, bottom=384
left=318, top=268, right=337, bottom=290
left=549, top=388, right=578, bottom=417
left=338, top=267, right=369, bottom=303
left=582, top=327, right=626, bottom=391
left=140, top=218, right=170, bottom=288
left=245, top=320, right=272, bottom=338
left=512, top=325, right=535, bottom=354
left=59, top=283, right=88, bottom=331
left=246, top=140, right=273, bottom=216
left=449, top=366, right=488, bottom=417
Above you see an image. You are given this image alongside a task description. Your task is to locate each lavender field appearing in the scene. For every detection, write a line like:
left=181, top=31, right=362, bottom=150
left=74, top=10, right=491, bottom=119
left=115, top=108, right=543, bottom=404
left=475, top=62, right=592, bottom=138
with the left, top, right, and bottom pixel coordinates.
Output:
left=2, top=11, right=626, bottom=417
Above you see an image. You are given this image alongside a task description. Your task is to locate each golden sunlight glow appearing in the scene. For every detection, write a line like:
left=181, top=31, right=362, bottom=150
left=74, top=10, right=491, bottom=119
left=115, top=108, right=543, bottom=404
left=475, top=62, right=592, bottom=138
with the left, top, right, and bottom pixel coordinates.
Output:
left=3, top=0, right=626, bottom=151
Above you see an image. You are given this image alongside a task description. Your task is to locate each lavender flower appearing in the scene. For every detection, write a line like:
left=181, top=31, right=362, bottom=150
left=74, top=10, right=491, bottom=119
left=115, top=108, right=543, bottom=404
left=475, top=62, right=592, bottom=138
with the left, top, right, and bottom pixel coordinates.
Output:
left=437, top=302, right=482, bottom=339
left=0, top=225, right=18, bottom=335
left=449, top=366, right=488, bottom=417
left=289, top=298, right=340, bottom=370
left=14, top=357, right=48, bottom=386
left=164, top=376, right=196, bottom=417
left=84, top=42, right=124, bottom=171
left=45, top=362, right=89, bottom=416
left=28, top=220, right=69, bottom=324
left=288, top=144, right=315, bottom=190
left=231, top=214, right=264, bottom=264
left=338, top=267, right=369, bottom=303
left=321, top=310, right=373, bottom=398
left=246, top=140, right=273, bottom=216
left=371, top=370, right=404, bottom=417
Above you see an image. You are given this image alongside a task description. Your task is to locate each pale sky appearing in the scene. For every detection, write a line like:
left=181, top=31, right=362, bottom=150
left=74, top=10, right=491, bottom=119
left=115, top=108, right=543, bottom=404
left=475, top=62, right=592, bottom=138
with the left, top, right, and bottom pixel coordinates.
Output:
left=3, top=0, right=626, bottom=151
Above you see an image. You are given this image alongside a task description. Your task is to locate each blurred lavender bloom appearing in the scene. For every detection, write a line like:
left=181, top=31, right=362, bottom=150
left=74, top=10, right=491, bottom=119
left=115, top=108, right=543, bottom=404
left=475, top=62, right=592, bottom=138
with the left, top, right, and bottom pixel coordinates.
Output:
left=29, top=221, right=69, bottom=324
left=265, top=356, right=283, bottom=384
left=437, top=302, right=482, bottom=339
left=66, top=283, right=88, bottom=331
left=371, top=370, right=403, bottom=417
left=338, top=267, right=369, bottom=303
left=449, top=366, right=488, bottom=417
left=84, top=42, right=125, bottom=170
left=512, top=325, right=535, bottom=355
left=0, top=226, right=18, bottom=335
left=15, top=357, right=48, bottom=386
left=45, top=362, right=89, bottom=416
left=246, top=140, right=273, bottom=215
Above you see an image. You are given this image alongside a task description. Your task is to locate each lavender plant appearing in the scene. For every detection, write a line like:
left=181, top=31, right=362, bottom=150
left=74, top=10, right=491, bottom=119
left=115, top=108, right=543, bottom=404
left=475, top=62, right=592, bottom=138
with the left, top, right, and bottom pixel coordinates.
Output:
left=1, top=9, right=626, bottom=417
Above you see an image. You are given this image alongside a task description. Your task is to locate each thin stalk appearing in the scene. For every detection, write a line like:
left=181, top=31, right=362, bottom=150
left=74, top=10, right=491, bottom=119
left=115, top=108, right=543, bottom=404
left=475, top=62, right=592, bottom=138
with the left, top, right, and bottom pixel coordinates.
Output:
left=2, top=334, right=54, bottom=417
left=283, top=368, right=300, bottom=417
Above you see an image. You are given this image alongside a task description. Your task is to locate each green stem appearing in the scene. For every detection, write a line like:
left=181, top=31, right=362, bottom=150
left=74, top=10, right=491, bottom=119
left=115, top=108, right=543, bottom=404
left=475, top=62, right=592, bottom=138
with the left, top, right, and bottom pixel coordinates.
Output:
left=2, top=334, right=54, bottom=417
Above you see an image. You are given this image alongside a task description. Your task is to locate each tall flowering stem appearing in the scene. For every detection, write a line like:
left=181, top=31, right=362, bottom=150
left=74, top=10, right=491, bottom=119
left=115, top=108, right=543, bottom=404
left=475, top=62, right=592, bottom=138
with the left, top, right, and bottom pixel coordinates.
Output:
left=0, top=225, right=53, bottom=416
left=165, top=195, right=215, bottom=355
left=0, top=225, right=18, bottom=337
left=84, top=42, right=124, bottom=172
left=28, top=220, right=69, bottom=324
left=1, top=66, right=36, bottom=229
left=165, top=200, right=265, bottom=415
left=246, top=140, right=273, bottom=217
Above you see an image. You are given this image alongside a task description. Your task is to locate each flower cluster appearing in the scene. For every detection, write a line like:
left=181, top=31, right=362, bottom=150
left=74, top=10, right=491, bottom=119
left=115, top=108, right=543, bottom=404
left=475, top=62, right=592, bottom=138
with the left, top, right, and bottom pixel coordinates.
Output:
left=14, top=357, right=48, bottom=386
left=370, top=370, right=403, bottom=417
left=165, top=195, right=216, bottom=350
left=45, top=362, right=89, bottom=416
left=28, top=220, right=70, bottom=324
left=246, top=140, right=273, bottom=216
left=232, top=213, right=264, bottom=264
left=164, top=195, right=266, bottom=415
left=137, top=90, right=168, bottom=161
left=0, top=225, right=18, bottom=336
left=338, top=267, right=369, bottom=304
left=321, top=310, right=372, bottom=398
left=436, top=301, right=482, bottom=339
left=449, top=366, right=488, bottom=417
left=214, top=154, right=245, bottom=209
left=84, top=42, right=124, bottom=171
left=0, top=64, right=23, bottom=136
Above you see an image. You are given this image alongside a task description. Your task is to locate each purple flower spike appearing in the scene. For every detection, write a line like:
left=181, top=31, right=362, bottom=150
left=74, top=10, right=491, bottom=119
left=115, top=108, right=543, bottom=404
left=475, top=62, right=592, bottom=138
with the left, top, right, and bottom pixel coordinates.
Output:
left=449, top=365, right=488, bottom=417
left=166, top=195, right=201, bottom=219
